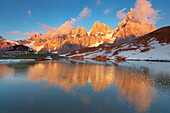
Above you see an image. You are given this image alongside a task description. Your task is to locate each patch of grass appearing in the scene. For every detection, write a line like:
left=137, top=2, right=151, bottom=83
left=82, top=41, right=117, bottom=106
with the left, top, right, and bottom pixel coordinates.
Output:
left=0, top=56, right=15, bottom=59
left=0, top=54, right=47, bottom=59
left=15, top=54, right=47, bottom=59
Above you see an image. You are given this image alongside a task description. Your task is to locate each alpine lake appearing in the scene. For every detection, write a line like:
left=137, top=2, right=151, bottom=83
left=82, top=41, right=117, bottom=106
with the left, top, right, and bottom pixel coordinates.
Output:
left=0, top=59, right=170, bottom=113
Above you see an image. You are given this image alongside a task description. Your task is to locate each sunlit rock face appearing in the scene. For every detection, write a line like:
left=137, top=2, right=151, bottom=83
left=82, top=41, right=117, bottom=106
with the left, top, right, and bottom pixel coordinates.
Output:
left=20, top=32, right=80, bottom=54
left=89, top=22, right=114, bottom=37
left=17, top=23, right=116, bottom=53
left=87, top=22, right=116, bottom=46
left=113, top=8, right=157, bottom=45
left=27, top=32, right=43, bottom=41
left=70, top=22, right=116, bottom=48
left=71, top=26, right=88, bottom=37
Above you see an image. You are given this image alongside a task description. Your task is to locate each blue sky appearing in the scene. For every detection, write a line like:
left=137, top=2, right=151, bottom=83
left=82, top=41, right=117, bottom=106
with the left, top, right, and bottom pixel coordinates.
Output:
left=0, top=0, right=170, bottom=40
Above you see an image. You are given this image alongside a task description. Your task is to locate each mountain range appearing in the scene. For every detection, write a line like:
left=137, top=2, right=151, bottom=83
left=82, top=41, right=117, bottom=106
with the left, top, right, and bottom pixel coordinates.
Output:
left=67, top=26, right=170, bottom=62
left=0, top=8, right=157, bottom=55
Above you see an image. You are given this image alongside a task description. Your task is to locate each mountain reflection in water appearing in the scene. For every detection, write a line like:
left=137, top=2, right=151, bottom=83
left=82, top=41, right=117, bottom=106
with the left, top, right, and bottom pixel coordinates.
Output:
left=0, top=60, right=169, bottom=113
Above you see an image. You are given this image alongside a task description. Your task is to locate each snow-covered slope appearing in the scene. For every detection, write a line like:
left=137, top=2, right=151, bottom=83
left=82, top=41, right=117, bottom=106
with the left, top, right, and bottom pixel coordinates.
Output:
left=67, top=26, right=170, bottom=62
left=5, top=40, right=19, bottom=45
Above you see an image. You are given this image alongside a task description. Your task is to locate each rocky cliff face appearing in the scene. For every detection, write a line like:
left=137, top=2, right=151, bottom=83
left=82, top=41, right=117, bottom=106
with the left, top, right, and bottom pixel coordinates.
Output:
left=0, top=37, right=18, bottom=55
left=88, top=22, right=115, bottom=46
left=89, top=22, right=114, bottom=37
left=71, top=26, right=88, bottom=37
left=113, top=8, right=157, bottom=45
left=0, top=36, right=3, bottom=40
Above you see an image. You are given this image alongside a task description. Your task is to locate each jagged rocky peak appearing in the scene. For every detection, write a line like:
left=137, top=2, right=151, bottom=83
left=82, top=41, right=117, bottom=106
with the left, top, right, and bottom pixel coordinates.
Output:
left=89, top=21, right=114, bottom=37
left=0, top=36, right=4, bottom=41
left=32, top=32, right=42, bottom=37
left=124, top=8, right=134, bottom=22
left=116, top=8, right=134, bottom=30
left=28, top=32, right=43, bottom=41
left=0, top=36, right=3, bottom=39
left=113, top=8, right=157, bottom=44
left=0, top=37, right=18, bottom=55
left=71, top=26, right=87, bottom=37
left=17, top=40, right=30, bottom=44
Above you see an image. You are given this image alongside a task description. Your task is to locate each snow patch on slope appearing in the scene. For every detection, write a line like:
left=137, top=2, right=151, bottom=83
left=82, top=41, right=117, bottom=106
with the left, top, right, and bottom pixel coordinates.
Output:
left=25, top=41, right=44, bottom=52
left=127, top=44, right=170, bottom=61
left=5, top=40, right=19, bottom=45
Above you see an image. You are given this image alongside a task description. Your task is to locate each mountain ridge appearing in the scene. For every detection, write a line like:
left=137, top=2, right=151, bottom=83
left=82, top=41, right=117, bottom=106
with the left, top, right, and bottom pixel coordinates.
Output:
left=0, top=8, right=158, bottom=55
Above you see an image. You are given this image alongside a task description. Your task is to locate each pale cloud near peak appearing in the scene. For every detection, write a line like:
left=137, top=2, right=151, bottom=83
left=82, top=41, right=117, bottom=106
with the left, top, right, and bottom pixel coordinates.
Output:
left=104, top=8, right=110, bottom=14
left=27, top=10, right=31, bottom=16
left=117, top=8, right=127, bottom=19
left=23, top=32, right=32, bottom=36
left=5, top=31, right=21, bottom=34
left=71, top=18, right=76, bottom=23
left=58, top=21, right=74, bottom=32
left=39, top=20, right=74, bottom=32
left=96, top=0, right=101, bottom=5
left=39, top=21, right=74, bottom=37
left=78, top=7, right=91, bottom=19
left=116, top=0, right=159, bottom=25
left=132, top=0, right=159, bottom=25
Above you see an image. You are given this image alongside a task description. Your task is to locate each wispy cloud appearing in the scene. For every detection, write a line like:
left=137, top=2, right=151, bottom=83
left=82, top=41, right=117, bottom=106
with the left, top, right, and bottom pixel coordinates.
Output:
left=58, top=21, right=74, bottom=33
left=23, top=32, right=32, bottom=36
left=104, top=8, right=110, bottom=14
left=39, top=7, right=91, bottom=36
left=96, top=0, right=101, bottom=6
left=132, top=0, right=159, bottom=25
left=27, top=10, right=31, bottom=16
left=71, top=18, right=76, bottom=23
left=5, top=31, right=21, bottom=34
left=117, top=8, right=127, bottom=19
left=24, top=22, right=27, bottom=25
left=39, top=23, right=56, bottom=31
left=78, top=7, right=91, bottom=19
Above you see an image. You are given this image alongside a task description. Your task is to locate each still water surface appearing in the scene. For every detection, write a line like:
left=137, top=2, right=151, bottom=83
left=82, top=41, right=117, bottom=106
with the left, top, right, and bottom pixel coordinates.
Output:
left=0, top=60, right=170, bottom=113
